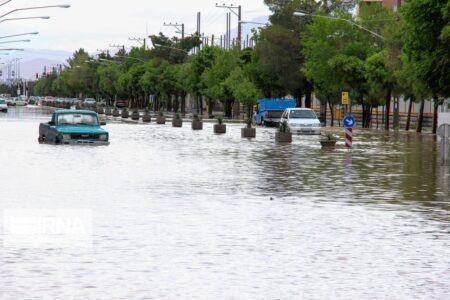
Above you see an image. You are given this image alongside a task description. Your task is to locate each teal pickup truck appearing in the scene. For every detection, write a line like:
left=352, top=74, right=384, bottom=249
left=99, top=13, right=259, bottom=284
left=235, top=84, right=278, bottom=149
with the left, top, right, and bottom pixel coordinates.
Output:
left=38, top=110, right=109, bottom=145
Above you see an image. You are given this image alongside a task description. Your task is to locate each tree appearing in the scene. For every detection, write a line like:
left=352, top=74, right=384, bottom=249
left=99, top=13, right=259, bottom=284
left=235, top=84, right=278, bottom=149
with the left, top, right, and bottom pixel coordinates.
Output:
left=255, top=24, right=310, bottom=106
left=189, top=46, right=220, bottom=114
left=97, top=62, right=122, bottom=105
left=225, top=67, right=262, bottom=116
left=201, top=48, right=239, bottom=117
left=403, top=0, right=450, bottom=133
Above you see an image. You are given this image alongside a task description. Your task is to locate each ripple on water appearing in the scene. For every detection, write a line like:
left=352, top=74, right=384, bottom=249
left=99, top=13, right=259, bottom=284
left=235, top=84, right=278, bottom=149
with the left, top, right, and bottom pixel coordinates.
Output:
left=0, top=107, right=449, bottom=299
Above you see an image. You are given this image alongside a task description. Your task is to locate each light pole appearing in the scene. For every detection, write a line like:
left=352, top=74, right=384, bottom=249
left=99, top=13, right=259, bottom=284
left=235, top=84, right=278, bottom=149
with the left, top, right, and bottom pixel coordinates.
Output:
left=0, top=16, right=50, bottom=24
left=238, top=21, right=267, bottom=48
left=0, top=5, right=70, bottom=19
left=0, top=32, right=39, bottom=39
left=293, top=11, right=385, bottom=39
left=0, top=39, right=30, bottom=44
left=99, top=56, right=148, bottom=63
left=153, top=43, right=189, bottom=54
left=0, top=0, right=12, bottom=7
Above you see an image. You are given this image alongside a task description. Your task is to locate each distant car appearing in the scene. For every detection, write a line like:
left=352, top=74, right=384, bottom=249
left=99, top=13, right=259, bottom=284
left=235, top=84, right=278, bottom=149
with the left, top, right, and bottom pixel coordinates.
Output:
left=8, top=97, right=27, bottom=106
left=84, top=98, right=97, bottom=106
left=280, top=108, right=321, bottom=135
left=115, top=99, right=129, bottom=108
left=38, top=110, right=109, bottom=145
left=0, top=99, right=7, bottom=112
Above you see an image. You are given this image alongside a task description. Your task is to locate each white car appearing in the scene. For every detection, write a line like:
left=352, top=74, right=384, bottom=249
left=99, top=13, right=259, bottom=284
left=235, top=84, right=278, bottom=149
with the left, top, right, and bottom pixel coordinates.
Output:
left=280, top=108, right=321, bottom=135
left=8, top=97, right=27, bottom=106
left=0, top=98, right=7, bottom=112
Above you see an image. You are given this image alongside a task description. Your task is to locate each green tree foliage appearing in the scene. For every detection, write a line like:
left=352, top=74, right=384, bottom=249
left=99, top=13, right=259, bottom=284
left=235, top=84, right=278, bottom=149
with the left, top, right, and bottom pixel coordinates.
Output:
left=403, top=0, right=450, bottom=133
left=403, top=0, right=450, bottom=98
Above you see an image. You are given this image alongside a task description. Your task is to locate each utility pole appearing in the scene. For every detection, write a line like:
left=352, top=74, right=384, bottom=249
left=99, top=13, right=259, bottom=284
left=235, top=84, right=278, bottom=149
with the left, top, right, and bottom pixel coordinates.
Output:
left=216, top=3, right=242, bottom=49
left=163, top=22, right=185, bottom=40
left=110, top=44, right=126, bottom=54
left=129, top=37, right=147, bottom=49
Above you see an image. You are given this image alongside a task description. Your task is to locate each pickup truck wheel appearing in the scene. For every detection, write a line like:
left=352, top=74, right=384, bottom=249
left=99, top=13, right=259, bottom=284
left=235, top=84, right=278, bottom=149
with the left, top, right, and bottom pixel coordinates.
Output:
left=38, top=136, right=45, bottom=144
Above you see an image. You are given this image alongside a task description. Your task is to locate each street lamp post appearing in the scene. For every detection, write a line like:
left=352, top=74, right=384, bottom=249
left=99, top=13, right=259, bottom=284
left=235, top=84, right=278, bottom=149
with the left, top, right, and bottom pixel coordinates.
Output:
left=153, top=43, right=189, bottom=54
left=0, top=39, right=30, bottom=44
left=99, top=56, right=148, bottom=63
left=0, top=16, right=50, bottom=24
left=293, top=11, right=385, bottom=39
left=238, top=21, right=267, bottom=48
left=0, top=5, right=70, bottom=19
left=0, top=32, right=39, bottom=39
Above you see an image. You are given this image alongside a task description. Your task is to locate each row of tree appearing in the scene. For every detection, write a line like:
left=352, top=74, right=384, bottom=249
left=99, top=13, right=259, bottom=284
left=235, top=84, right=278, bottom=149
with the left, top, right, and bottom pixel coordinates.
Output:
left=33, top=0, right=449, bottom=132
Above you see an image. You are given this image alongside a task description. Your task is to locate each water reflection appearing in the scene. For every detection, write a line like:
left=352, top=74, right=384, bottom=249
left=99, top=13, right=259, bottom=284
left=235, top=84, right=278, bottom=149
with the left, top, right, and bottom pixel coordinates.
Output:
left=0, top=107, right=449, bottom=299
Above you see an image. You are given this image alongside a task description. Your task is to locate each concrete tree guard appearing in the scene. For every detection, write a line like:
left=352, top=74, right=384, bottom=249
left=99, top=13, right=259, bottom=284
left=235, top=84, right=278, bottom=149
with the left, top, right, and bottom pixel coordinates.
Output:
left=142, top=112, right=151, bottom=123
left=112, top=108, right=120, bottom=117
left=121, top=108, right=130, bottom=119
left=192, top=120, right=203, bottom=130
left=172, top=118, right=183, bottom=127
left=214, top=124, right=226, bottom=134
left=241, top=128, right=256, bottom=138
left=131, top=110, right=140, bottom=121
left=275, top=132, right=292, bottom=143
left=156, top=116, right=166, bottom=124
left=97, top=107, right=105, bottom=115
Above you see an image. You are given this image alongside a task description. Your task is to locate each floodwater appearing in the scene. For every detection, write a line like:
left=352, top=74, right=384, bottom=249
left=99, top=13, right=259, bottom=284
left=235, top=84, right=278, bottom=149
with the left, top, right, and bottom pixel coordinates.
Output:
left=0, top=106, right=449, bottom=300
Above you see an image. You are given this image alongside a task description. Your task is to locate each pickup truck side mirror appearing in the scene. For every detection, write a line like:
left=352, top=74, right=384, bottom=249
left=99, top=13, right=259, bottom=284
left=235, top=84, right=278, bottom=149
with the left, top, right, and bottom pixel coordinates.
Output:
left=100, top=122, right=107, bottom=126
left=48, top=121, right=55, bottom=126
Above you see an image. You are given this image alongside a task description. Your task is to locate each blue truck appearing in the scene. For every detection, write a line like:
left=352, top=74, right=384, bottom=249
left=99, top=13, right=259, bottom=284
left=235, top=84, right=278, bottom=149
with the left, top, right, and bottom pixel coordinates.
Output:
left=255, top=98, right=296, bottom=126
left=38, top=110, right=109, bottom=145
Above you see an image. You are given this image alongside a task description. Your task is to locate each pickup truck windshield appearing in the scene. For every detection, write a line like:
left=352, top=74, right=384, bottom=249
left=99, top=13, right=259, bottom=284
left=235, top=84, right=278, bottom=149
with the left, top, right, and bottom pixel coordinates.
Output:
left=0, top=99, right=5, bottom=104
left=57, top=114, right=98, bottom=126
left=289, top=110, right=317, bottom=119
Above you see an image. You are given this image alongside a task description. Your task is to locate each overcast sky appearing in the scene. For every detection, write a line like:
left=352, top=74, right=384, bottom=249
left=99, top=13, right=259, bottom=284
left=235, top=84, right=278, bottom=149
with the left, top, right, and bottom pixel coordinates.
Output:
left=1, top=0, right=270, bottom=55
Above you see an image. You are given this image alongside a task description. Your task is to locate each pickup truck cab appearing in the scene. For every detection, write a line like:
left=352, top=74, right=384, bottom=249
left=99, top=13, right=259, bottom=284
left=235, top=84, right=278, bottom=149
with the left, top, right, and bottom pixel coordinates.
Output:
left=38, top=110, right=109, bottom=145
left=255, top=98, right=296, bottom=126
left=280, top=108, right=321, bottom=135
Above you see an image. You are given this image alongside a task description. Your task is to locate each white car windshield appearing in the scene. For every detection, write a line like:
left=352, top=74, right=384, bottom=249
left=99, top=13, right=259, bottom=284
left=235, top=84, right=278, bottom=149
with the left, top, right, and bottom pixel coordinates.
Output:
left=57, top=114, right=98, bottom=126
left=0, top=100, right=5, bottom=104
left=289, top=110, right=317, bottom=119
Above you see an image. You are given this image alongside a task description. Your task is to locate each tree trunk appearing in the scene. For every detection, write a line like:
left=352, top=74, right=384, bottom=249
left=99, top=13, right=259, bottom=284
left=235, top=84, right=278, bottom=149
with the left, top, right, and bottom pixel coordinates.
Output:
left=224, top=100, right=233, bottom=118
left=294, top=92, right=303, bottom=108
left=181, top=93, right=186, bottom=116
left=432, top=97, right=439, bottom=134
left=376, top=106, right=379, bottom=129
left=417, top=97, right=425, bottom=133
left=320, top=100, right=327, bottom=127
left=362, top=102, right=372, bottom=128
left=200, top=95, right=204, bottom=116
left=405, top=96, right=414, bottom=131
left=173, top=95, right=179, bottom=113
left=207, top=99, right=214, bottom=117
left=385, top=89, right=391, bottom=130
left=305, top=88, right=312, bottom=108
left=328, top=101, right=334, bottom=127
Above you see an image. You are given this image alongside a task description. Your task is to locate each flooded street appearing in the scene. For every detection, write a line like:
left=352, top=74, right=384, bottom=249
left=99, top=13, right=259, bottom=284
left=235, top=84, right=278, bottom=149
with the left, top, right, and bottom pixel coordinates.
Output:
left=1, top=107, right=449, bottom=299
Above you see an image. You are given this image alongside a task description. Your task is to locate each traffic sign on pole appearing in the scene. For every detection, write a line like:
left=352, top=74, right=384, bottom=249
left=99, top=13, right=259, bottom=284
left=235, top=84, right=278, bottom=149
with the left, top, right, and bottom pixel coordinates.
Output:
left=343, top=115, right=356, bottom=128
left=341, top=92, right=349, bottom=105
left=345, top=128, right=353, bottom=148
left=343, top=115, right=356, bottom=149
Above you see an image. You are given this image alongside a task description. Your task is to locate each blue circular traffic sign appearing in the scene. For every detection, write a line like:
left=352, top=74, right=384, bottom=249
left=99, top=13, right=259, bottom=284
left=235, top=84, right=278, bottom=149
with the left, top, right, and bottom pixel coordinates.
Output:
left=343, top=115, right=356, bottom=128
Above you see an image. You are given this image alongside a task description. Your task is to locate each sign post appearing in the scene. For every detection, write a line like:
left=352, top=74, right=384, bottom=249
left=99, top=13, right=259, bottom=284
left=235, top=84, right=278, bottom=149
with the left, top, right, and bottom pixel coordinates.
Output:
left=438, top=124, right=450, bottom=165
left=342, top=92, right=349, bottom=116
left=343, top=115, right=356, bottom=149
